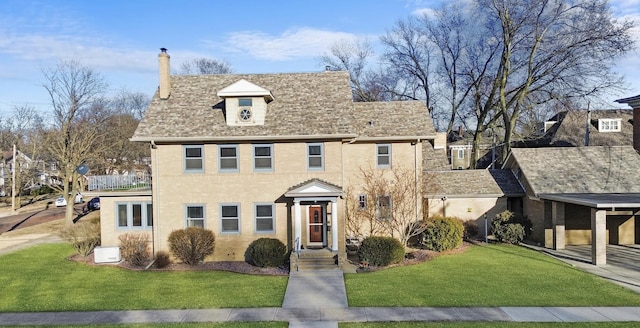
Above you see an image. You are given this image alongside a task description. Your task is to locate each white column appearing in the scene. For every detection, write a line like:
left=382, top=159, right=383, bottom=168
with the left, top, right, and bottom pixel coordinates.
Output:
left=552, top=202, right=565, bottom=250
left=294, top=200, right=302, bottom=251
left=591, top=209, right=607, bottom=266
left=331, top=200, right=338, bottom=251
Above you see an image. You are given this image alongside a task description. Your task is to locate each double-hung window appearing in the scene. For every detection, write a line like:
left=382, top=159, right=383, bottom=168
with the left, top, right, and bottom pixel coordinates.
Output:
left=184, top=145, right=204, bottom=172
left=307, top=143, right=324, bottom=170
left=185, top=205, right=205, bottom=228
left=219, top=145, right=239, bottom=172
left=598, top=118, right=621, bottom=132
left=117, top=202, right=153, bottom=229
left=457, top=149, right=465, bottom=159
left=376, top=144, right=391, bottom=168
left=255, top=203, right=274, bottom=233
left=220, top=204, right=240, bottom=233
left=253, top=144, right=273, bottom=171
left=376, top=195, right=392, bottom=221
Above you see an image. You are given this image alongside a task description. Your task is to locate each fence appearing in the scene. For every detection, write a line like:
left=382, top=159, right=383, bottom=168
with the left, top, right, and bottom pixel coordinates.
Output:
left=87, top=173, right=151, bottom=191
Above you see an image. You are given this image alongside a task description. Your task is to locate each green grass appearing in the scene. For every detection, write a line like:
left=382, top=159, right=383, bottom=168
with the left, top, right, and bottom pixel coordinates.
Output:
left=346, top=243, right=640, bottom=307
left=0, top=243, right=287, bottom=312
left=341, top=323, right=637, bottom=328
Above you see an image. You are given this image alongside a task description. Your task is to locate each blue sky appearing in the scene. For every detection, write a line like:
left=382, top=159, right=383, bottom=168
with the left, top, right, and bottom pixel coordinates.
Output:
left=0, top=0, right=638, bottom=118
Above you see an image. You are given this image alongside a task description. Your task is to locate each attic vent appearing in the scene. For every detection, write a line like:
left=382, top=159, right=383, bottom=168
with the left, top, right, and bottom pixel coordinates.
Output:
left=367, top=121, right=374, bottom=127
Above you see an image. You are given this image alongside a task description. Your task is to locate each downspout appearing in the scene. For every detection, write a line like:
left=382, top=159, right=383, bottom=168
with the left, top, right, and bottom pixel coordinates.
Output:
left=414, top=139, right=420, bottom=222
left=151, top=140, right=160, bottom=254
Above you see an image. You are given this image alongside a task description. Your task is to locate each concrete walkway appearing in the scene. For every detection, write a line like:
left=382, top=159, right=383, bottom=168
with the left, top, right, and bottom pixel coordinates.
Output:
left=2, top=306, right=640, bottom=325
left=283, top=270, right=347, bottom=327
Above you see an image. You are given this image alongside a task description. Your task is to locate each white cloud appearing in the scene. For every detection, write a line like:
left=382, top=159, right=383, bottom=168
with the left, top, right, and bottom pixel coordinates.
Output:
left=412, top=8, right=437, bottom=18
left=217, top=27, right=359, bottom=61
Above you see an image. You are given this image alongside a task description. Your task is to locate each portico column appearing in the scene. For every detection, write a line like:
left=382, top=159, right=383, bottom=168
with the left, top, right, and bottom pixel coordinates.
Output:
left=552, top=202, right=565, bottom=250
left=294, top=200, right=302, bottom=251
left=331, top=200, right=338, bottom=251
left=591, top=209, right=607, bottom=266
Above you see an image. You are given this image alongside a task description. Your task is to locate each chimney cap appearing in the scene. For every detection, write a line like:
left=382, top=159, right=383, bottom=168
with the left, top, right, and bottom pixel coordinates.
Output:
left=160, top=47, right=167, bottom=53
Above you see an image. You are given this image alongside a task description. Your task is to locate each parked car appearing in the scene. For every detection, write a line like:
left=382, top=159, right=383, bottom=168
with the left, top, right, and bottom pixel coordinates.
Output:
left=55, top=193, right=84, bottom=207
left=87, top=197, right=100, bottom=211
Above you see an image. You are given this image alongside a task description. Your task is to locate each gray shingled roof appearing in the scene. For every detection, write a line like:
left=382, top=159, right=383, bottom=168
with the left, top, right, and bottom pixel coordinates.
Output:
left=536, top=110, right=633, bottom=147
left=352, top=101, right=435, bottom=138
left=133, top=71, right=434, bottom=141
left=509, top=146, right=640, bottom=194
left=422, top=141, right=450, bottom=170
left=426, top=169, right=524, bottom=197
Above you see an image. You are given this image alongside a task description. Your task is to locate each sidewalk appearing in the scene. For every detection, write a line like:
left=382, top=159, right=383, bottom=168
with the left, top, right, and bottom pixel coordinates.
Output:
left=1, top=306, right=640, bottom=325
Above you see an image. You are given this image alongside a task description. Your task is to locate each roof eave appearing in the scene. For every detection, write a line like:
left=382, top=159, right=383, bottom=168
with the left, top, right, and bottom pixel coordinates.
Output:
left=130, top=134, right=358, bottom=143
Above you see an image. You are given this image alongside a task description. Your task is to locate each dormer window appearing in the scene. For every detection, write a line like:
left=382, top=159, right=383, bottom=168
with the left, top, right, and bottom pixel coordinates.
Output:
left=598, top=118, right=621, bottom=132
left=217, top=79, right=274, bottom=127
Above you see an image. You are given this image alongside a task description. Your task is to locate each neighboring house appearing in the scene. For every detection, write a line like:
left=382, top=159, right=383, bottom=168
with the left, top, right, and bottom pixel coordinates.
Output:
left=523, top=109, right=634, bottom=148
left=425, top=169, right=524, bottom=231
left=503, top=146, right=640, bottom=266
left=98, top=49, right=440, bottom=267
left=0, top=150, right=47, bottom=196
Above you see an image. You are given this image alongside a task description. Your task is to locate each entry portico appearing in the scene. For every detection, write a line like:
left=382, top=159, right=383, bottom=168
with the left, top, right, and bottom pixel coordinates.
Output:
left=285, top=179, right=343, bottom=252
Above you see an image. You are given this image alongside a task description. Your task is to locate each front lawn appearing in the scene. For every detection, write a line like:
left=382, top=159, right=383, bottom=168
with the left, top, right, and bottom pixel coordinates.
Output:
left=346, top=243, right=640, bottom=307
left=341, top=323, right=636, bottom=328
left=0, top=243, right=287, bottom=312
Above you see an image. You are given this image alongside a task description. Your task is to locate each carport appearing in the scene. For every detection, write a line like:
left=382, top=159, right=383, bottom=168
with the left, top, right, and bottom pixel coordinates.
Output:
left=540, top=193, right=640, bottom=266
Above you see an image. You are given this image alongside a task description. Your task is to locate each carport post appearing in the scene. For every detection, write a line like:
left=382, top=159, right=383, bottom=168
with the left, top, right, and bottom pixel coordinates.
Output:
left=552, top=202, right=565, bottom=250
left=591, top=209, right=607, bottom=266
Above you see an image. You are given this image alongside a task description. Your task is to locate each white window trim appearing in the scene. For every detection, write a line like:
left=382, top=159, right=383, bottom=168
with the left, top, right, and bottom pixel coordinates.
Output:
left=185, top=204, right=206, bottom=228
left=220, top=203, right=241, bottom=234
left=253, top=144, right=274, bottom=172
left=183, top=145, right=204, bottom=173
left=254, top=203, right=275, bottom=233
left=116, top=202, right=153, bottom=230
left=307, top=142, right=324, bottom=171
left=376, top=144, right=391, bottom=168
left=219, top=144, right=239, bottom=172
left=598, top=118, right=622, bottom=132
left=457, top=149, right=464, bottom=159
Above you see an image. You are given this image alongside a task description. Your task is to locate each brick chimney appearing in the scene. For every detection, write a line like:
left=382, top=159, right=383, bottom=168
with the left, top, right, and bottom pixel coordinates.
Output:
left=615, top=95, right=640, bottom=152
left=158, top=48, right=170, bottom=100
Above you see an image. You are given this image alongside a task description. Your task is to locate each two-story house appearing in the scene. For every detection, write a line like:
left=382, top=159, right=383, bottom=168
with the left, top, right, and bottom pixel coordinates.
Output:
left=98, top=49, right=438, bottom=267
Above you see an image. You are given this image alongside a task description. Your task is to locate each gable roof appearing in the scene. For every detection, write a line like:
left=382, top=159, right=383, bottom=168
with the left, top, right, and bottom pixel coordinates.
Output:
left=217, top=79, right=274, bottom=101
left=133, top=71, right=356, bottom=142
left=531, top=110, right=633, bottom=147
left=426, top=169, right=524, bottom=198
left=507, top=146, right=640, bottom=195
left=284, top=178, right=343, bottom=197
left=133, top=71, right=435, bottom=142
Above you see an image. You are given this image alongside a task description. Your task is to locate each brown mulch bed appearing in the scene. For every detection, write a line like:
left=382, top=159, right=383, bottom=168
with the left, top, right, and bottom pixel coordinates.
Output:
left=69, top=254, right=289, bottom=276
left=70, top=241, right=473, bottom=276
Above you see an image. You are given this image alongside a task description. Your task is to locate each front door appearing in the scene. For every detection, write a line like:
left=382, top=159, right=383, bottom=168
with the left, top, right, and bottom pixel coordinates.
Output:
left=308, top=206, right=324, bottom=244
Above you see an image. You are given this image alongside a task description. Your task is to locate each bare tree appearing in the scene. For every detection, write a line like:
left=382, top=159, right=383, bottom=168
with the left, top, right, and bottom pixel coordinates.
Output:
left=178, top=57, right=233, bottom=75
left=345, top=165, right=427, bottom=247
left=320, top=39, right=385, bottom=102
left=42, top=59, right=109, bottom=225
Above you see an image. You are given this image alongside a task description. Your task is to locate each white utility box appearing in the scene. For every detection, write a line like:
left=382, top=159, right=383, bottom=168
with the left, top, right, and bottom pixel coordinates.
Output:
left=94, top=246, right=121, bottom=263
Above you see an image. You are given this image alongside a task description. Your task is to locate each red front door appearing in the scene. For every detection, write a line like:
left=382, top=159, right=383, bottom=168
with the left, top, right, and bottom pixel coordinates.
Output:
left=308, top=206, right=324, bottom=243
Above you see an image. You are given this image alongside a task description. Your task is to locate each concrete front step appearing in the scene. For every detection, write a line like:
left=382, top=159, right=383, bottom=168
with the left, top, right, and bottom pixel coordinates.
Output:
left=296, top=257, right=338, bottom=271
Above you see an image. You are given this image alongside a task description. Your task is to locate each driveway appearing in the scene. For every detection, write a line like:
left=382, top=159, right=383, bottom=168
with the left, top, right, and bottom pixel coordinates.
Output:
left=0, top=203, right=85, bottom=234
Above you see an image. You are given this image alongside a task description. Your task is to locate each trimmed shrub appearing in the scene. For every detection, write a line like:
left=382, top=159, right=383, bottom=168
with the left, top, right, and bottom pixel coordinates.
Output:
left=118, top=233, right=150, bottom=266
left=245, top=238, right=287, bottom=267
left=463, top=220, right=479, bottom=240
left=154, top=250, right=172, bottom=269
left=60, top=218, right=101, bottom=257
left=168, top=228, right=215, bottom=265
left=357, top=236, right=405, bottom=266
left=491, top=211, right=525, bottom=244
left=422, top=216, right=463, bottom=252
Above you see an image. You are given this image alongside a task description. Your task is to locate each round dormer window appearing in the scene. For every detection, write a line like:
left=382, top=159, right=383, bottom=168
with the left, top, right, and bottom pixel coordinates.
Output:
left=239, top=108, right=252, bottom=121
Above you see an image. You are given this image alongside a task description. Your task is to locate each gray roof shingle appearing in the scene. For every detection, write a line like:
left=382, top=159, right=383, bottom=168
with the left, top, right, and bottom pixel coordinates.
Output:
left=426, top=169, right=524, bottom=197
left=509, top=146, right=640, bottom=194
left=133, top=71, right=434, bottom=141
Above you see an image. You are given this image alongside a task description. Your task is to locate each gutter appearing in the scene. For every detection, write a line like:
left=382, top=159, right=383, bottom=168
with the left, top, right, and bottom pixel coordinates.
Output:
left=131, top=134, right=358, bottom=143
